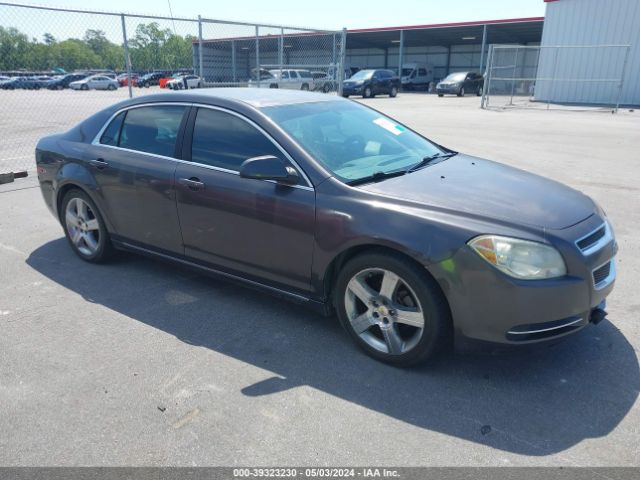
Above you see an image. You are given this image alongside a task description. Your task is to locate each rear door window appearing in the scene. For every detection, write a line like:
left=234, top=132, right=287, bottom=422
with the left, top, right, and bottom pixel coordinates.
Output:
left=99, top=111, right=126, bottom=146
left=119, top=105, right=186, bottom=158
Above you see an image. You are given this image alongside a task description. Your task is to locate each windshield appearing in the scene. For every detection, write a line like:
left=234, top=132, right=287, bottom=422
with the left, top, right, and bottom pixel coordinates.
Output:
left=348, top=70, right=373, bottom=82
left=263, top=101, right=444, bottom=183
left=443, top=72, right=466, bottom=82
left=252, top=69, right=274, bottom=80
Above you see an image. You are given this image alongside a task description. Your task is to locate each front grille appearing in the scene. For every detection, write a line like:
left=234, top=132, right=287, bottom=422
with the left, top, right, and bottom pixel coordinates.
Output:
left=577, top=226, right=606, bottom=251
left=593, top=262, right=611, bottom=286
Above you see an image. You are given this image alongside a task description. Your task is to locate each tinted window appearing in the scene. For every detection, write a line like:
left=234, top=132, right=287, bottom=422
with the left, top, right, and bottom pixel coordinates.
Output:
left=290, top=71, right=299, bottom=79
left=418, top=68, right=427, bottom=76
left=100, top=112, right=125, bottom=146
left=191, top=108, right=282, bottom=171
left=281, top=71, right=290, bottom=79
left=299, top=71, right=312, bottom=79
left=119, top=105, right=186, bottom=158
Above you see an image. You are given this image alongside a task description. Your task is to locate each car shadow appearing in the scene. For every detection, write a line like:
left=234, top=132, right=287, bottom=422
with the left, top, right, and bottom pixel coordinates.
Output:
left=27, top=238, right=639, bottom=456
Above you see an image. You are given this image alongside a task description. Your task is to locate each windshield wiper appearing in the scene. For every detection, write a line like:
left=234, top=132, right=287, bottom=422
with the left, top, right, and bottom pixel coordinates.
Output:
left=346, top=170, right=407, bottom=186
left=405, top=152, right=457, bottom=174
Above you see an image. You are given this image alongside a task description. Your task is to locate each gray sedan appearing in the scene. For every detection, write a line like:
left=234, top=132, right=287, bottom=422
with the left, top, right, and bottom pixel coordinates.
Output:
left=34, top=89, right=616, bottom=366
left=69, top=75, right=119, bottom=91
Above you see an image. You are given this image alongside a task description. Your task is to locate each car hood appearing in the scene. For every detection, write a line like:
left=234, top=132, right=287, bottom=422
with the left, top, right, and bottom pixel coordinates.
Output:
left=358, top=154, right=594, bottom=230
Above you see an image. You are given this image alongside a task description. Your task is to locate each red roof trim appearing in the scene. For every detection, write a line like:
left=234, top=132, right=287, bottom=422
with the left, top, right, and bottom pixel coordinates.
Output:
left=347, top=17, right=545, bottom=34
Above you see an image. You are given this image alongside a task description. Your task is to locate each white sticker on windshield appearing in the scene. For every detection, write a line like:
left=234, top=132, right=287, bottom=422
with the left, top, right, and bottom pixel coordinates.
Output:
left=373, top=118, right=406, bottom=135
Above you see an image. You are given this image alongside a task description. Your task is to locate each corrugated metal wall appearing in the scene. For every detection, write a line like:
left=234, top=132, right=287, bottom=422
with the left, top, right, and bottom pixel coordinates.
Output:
left=535, top=0, right=639, bottom=105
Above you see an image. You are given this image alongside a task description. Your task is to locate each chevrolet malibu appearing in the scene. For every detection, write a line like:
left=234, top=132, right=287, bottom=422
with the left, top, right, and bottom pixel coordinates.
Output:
left=35, top=89, right=617, bottom=366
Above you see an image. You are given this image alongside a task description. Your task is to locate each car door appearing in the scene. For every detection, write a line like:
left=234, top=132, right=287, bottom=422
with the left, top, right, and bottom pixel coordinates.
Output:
left=288, top=71, right=301, bottom=90
left=174, top=106, right=316, bottom=292
left=86, top=104, right=187, bottom=254
left=464, top=73, right=475, bottom=92
left=372, top=71, right=385, bottom=94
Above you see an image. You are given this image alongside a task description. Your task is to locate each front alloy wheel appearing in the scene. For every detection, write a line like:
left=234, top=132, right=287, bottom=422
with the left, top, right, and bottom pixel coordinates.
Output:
left=345, top=268, right=425, bottom=355
left=336, top=252, right=451, bottom=366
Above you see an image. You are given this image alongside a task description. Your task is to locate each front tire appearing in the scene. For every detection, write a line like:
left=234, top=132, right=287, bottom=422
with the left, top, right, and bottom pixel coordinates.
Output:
left=61, top=190, right=113, bottom=263
left=363, top=86, right=372, bottom=98
left=81, top=84, right=88, bottom=91
left=457, top=86, right=465, bottom=97
left=389, top=86, right=398, bottom=98
left=301, top=83, right=309, bottom=91
left=335, top=251, right=451, bottom=366
left=437, top=93, right=444, bottom=97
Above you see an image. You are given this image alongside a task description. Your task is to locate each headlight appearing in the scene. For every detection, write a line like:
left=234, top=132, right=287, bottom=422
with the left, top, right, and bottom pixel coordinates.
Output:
left=468, top=235, right=566, bottom=280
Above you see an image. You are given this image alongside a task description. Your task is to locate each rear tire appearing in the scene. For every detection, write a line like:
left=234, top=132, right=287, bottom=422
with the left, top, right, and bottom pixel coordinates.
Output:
left=390, top=86, right=398, bottom=98
left=60, top=189, right=113, bottom=264
left=363, top=86, right=372, bottom=98
left=301, top=83, right=309, bottom=91
left=335, top=251, right=451, bottom=366
left=437, top=93, right=444, bottom=97
left=457, top=87, right=465, bottom=97
left=81, top=84, right=88, bottom=91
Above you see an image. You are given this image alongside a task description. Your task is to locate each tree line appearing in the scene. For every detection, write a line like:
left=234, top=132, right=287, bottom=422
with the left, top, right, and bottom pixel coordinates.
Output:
left=0, top=23, right=195, bottom=72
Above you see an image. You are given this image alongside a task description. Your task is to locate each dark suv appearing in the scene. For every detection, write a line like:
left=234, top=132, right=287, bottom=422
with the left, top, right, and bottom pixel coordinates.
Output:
left=342, top=69, right=400, bottom=98
left=47, top=74, right=88, bottom=90
left=137, top=72, right=166, bottom=88
left=436, top=71, right=484, bottom=97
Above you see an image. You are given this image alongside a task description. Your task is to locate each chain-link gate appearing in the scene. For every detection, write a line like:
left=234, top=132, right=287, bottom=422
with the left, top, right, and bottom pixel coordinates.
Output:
left=0, top=1, right=343, bottom=176
left=481, top=44, right=631, bottom=113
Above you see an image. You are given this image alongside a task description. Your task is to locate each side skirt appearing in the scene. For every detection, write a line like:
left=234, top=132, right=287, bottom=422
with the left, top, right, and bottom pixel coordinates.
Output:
left=112, top=240, right=332, bottom=316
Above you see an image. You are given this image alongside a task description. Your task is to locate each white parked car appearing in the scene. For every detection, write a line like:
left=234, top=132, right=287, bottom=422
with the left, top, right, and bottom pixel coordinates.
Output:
left=166, top=75, right=202, bottom=90
left=249, top=69, right=315, bottom=90
left=69, top=75, right=119, bottom=91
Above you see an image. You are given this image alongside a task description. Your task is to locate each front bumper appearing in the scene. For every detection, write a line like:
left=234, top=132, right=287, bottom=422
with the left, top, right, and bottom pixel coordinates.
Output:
left=342, top=84, right=363, bottom=95
left=436, top=84, right=461, bottom=94
left=430, top=214, right=617, bottom=345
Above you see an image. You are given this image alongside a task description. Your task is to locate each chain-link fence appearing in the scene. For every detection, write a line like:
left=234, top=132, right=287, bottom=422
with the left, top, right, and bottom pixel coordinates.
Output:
left=0, top=1, right=343, bottom=175
left=481, top=44, right=632, bottom=113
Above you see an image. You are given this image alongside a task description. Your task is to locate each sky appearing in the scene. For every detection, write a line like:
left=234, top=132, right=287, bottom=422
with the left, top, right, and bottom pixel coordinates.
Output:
left=8, top=0, right=546, bottom=31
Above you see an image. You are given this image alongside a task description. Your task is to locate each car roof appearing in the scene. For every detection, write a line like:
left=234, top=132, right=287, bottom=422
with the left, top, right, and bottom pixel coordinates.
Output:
left=123, top=88, right=341, bottom=109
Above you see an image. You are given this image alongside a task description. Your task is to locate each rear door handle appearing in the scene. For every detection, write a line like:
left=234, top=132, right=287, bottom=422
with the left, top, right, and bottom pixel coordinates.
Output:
left=89, top=158, right=108, bottom=169
left=178, top=177, right=205, bottom=191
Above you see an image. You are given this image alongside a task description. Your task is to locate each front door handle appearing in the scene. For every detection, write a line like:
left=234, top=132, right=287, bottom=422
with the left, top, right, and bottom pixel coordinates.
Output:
left=178, top=177, right=205, bottom=191
left=89, top=158, right=108, bottom=169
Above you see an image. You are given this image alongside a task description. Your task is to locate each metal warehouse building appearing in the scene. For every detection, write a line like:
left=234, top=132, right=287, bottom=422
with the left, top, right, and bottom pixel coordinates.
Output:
left=535, top=0, right=640, bottom=106
left=195, top=18, right=544, bottom=84
left=195, top=0, right=639, bottom=106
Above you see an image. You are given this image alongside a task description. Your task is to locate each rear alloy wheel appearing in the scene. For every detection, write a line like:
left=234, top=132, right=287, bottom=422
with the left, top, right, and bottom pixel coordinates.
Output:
left=390, top=86, right=398, bottom=98
left=363, top=86, right=372, bottom=98
left=61, top=190, right=113, bottom=263
left=335, top=252, right=451, bottom=366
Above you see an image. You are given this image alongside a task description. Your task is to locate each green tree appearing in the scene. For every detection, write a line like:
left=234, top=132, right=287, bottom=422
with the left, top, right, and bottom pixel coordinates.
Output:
left=0, top=26, right=32, bottom=70
left=43, top=33, right=56, bottom=45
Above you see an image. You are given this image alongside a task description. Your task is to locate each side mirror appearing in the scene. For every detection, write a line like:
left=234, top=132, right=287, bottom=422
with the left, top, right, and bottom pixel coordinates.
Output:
left=239, top=155, right=299, bottom=185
